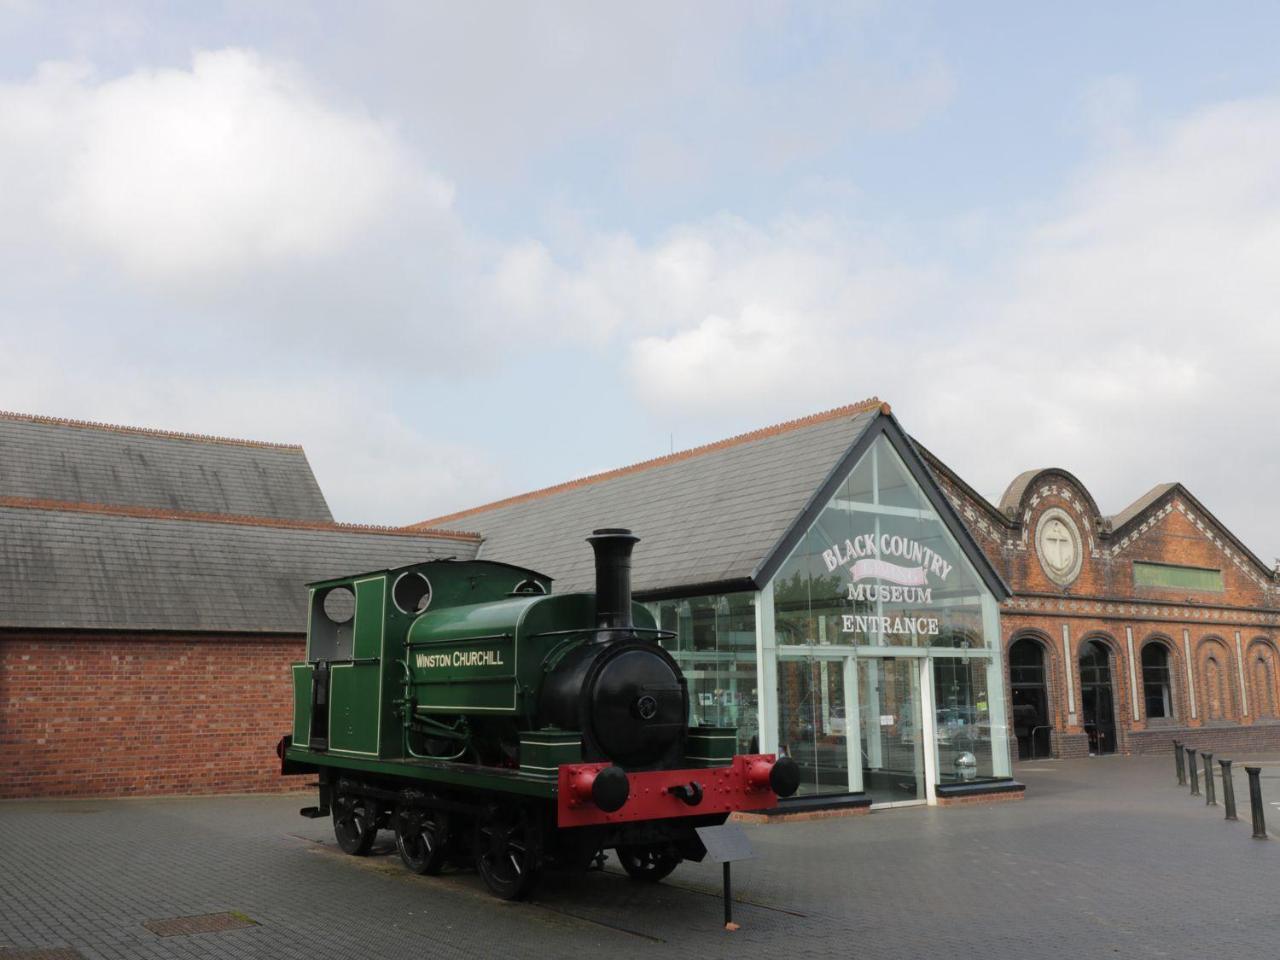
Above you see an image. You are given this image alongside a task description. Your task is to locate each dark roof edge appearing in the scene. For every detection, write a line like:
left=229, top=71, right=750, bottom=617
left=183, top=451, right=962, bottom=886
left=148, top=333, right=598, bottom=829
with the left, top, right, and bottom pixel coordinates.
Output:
left=913, top=439, right=1014, bottom=530
left=0, top=496, right=481, bottom=541
left=1107, top=482, right=1175, bottom=532
left=1145, top=484, right=1277, bottom=582
left=0, top=409, right=305, bottom=451
left=752, top=413, right=1012, bottom=601
left=751, top=409, right=882, bottom=588
left=891, top=419, right=1012, bottom=600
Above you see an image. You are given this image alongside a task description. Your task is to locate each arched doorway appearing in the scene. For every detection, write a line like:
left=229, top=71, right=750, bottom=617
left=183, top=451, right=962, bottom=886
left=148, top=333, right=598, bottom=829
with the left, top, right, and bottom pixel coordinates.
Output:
left=1010, top=637, right=1052, bottom=759
left=1080, top=639, right=1117, bottom=755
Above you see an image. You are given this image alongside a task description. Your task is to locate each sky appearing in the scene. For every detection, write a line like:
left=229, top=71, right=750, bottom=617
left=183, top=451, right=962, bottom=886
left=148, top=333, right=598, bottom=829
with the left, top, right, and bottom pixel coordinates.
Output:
left=1, top=2, right=1279, bottom=562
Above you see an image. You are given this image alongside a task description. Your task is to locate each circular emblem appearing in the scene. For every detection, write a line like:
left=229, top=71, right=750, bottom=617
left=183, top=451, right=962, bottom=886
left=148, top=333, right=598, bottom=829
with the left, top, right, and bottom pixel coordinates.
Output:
left=635, top=695, right=659, bottom=721
left=1035, top=508, right=1083, bottom=586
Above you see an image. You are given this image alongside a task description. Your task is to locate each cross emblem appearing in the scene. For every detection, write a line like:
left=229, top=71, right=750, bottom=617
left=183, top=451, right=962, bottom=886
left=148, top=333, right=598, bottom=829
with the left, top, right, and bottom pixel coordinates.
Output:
left=1042, top=519, right=1075, bottom=571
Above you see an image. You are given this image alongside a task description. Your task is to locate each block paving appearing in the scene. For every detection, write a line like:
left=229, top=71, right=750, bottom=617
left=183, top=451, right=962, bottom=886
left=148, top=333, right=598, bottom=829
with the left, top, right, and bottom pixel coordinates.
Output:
left=4, top=756, right=1280, bottom=959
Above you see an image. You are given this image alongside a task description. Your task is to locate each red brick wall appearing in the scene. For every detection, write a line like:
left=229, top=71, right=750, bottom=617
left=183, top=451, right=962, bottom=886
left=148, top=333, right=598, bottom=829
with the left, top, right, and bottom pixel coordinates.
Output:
left=1, top=631, right=305, bottom=799
left=932, top=466, right=1280, bottom=758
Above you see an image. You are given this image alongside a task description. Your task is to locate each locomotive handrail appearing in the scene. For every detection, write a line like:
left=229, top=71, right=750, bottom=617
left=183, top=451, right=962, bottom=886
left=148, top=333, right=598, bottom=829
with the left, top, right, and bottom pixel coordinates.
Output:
left=411, top=675, right=515, bottom=688
left=316, top=657, right=381, bottom=666
left=404, top=632, right=513, bottom=648
left=525, top=627, right=677, bottom=641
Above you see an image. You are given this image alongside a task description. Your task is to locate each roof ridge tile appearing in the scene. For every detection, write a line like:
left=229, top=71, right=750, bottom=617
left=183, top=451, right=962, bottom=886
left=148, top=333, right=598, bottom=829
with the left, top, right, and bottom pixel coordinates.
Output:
left=0, top=410, right=303, bottom=451
left=411, top=397, right=887, bottom=528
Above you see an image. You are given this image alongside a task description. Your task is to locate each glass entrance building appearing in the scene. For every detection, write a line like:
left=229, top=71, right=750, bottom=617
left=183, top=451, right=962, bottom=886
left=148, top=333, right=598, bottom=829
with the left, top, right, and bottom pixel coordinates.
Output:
left=421, top=398, right=1021, bottom=810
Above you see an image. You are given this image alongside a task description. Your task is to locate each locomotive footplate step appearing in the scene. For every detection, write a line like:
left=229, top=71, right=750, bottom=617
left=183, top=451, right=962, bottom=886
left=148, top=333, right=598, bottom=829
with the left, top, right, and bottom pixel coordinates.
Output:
left=695, top=823, right=755, bottom=931
left=299, top=805, right=330, bottom=818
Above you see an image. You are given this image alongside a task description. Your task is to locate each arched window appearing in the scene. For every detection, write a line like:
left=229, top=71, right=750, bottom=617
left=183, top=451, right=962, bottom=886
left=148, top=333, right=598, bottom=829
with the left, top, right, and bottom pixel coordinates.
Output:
left=1250, top=641, right=1279, bottom=719
left=1141, top=643, right=1174, bottom=719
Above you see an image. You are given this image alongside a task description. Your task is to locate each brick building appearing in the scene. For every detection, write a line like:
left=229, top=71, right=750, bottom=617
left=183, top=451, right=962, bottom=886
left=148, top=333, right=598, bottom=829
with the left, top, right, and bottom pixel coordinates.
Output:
left=411, top=398, right=1280, bottom=805
left=922, top=452, right=1280, bottom=759
left=5, top=400, right=1276, bottom=803
left=414, top=399, right=1023, bottom=808
left=0, top=412, right=477, bottom=798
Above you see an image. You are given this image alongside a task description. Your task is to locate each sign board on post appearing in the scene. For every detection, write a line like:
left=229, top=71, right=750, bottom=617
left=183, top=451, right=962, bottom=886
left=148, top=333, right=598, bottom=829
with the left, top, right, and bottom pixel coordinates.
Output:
left=695, top=823, right=754, bottom=931
left=695, top=823, right=754, bottom=864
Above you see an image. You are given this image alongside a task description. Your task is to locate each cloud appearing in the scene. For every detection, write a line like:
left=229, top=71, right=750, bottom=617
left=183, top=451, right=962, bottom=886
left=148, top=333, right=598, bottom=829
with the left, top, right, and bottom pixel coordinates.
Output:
left=0, top=49, right=447, bottom=281
left=490, top=214, right=944, bottom=417
left=2, top=38, right=1278, bottom=556
left=0, top=334, right=505, bottom=524
left=503, top=94, right=1280, bottom=554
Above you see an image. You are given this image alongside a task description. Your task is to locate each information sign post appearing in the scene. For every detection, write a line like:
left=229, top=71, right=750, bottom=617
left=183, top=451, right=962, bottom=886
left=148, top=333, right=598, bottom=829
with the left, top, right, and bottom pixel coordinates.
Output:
left=695, top=823, right=755, bottom=930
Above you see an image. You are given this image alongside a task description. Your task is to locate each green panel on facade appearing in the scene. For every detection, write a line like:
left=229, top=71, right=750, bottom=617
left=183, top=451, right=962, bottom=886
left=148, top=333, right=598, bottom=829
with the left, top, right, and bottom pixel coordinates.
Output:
left=1134, top=561, right=1223, bottom=592
left=352, top=576, right=386, bottom=659
left=329, top=663, right=381, bottom=754
left=292, top=664, right=313, bottom=746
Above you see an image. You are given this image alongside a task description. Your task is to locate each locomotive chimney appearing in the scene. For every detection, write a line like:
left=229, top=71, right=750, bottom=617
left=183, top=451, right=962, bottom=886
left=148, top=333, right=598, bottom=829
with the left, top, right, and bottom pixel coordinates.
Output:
left=587, top=528, right=639, bottom=631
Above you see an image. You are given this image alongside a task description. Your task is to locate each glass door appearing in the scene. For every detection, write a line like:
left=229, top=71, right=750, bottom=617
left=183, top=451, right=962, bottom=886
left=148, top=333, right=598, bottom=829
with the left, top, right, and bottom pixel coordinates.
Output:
left=776, top=653, right=853, bottom=797
left=859, top=657, right=926, bottom=806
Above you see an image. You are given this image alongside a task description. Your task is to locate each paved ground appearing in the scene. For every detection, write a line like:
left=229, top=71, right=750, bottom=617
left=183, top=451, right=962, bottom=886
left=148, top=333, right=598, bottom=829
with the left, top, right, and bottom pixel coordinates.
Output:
left=4, top=755, right=1280, bottom=960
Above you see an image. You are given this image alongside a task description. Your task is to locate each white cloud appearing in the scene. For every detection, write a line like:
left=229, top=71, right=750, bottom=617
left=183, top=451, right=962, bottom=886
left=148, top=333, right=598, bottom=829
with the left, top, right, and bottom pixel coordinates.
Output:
left=2, top=37, right=1279, bottom=557
left=630, top=308, right=820, bottom=405
left=499, top=95, right=1280, bottom=554
left=0, top=49, right=448, bottom=281
left=490, top=215, right=943, bottom=417
left=0, top=338, right=504, bottom=524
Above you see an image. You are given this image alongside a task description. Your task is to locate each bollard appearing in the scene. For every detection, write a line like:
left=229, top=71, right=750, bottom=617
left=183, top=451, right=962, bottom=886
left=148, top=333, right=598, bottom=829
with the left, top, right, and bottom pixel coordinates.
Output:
left=1245, top=766, right=1267, bottom=839
left=1187, top=748, right=1200, bottom=796
left=1174, top=740, right=1185, bottom=785
left=1220, top=758, right=1237, bottom=821
left=1202, top=752, right=1216, bottom=806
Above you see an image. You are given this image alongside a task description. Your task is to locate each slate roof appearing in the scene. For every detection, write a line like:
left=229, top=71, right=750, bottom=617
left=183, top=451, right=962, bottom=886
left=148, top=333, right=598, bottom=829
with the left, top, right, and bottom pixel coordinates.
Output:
left=997, top=468, right=1047, bottom=517
left=1108, top=482, right=1177, bottom=532
left=0, top=500, right=480, bottom=633
left=0, top=412, right=333, bottom=521
left=414, top=400, right=888, bottom=595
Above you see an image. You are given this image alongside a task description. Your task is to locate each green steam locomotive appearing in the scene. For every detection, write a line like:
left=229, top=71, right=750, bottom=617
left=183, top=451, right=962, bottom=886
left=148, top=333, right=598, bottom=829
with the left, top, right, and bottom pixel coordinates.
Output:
left=279, top=529, right=798, bottom=899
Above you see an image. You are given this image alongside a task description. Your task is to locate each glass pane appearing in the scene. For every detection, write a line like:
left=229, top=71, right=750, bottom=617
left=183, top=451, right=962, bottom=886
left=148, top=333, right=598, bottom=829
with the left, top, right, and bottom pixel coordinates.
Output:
left=1141, top=645, right=1172, bottom=719
left=771, top=433, right=994, bottom=652
left=1079, top=641, right=1117, bottom=755
left=933, top=657, right=997, bottom=782
left=858, top=658, right=923, bottom=804
left=777, top=657, right=850, bottom=796
left=650, top=593, right=758, bottom=753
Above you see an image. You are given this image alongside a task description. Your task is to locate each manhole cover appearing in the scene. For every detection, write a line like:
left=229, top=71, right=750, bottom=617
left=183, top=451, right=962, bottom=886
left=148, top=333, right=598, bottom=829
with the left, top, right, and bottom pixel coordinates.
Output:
left=0, top=950, right=85, bottom=959
left=143, top=912, right=257, bottom=937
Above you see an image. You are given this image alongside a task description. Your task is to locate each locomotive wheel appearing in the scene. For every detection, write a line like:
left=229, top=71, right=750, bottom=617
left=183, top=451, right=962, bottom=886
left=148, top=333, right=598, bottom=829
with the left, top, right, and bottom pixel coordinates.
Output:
left=616, top=845, right=680, bottom=882
left=394, top=803, right=450, bottom=875
left=332, top=793, right=378, bottom=856
left=474, top=804, right=541, bottom=900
